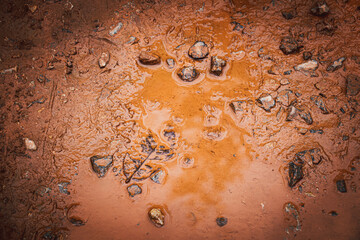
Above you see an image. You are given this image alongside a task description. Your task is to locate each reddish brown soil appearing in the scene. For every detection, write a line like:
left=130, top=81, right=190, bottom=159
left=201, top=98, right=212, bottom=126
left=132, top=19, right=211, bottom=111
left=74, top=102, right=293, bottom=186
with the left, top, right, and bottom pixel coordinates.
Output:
left=0, top=0, right=359, bottom=239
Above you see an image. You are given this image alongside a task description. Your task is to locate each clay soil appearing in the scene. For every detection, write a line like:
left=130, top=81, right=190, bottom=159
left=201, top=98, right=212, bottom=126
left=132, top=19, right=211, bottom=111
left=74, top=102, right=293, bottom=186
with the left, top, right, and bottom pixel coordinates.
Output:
left=0, top=0, right=359, bottom=239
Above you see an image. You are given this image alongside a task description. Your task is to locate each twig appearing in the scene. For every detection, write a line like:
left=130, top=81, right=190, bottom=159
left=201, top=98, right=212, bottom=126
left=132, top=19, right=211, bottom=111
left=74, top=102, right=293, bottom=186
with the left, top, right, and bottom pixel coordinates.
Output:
left=125, top=149, right=155, bottom=184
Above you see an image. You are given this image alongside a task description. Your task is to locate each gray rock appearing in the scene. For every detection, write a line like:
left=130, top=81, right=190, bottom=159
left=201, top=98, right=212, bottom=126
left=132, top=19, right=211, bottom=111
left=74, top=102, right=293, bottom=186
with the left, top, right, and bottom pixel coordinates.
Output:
left=346, top=74, right=360, bottom=96
left=127, top=184, right=142, bottom=197
left=286, top=104, right=313, bottom=125
left=150, top=169, right=166, bottom=184
left=310, top=1, right=330, bottom=16
left=166, top=58, right=175, bottom=69
left=280, top=36, right=301, bottom=55
left=310, top=95, right=329, bottom=114
left=90, top=155, right=113, bottom=178
left=288, top=161, right=303, bottom=187
left=177, top=66, right=199, bottom=82
left=188, top=41, right=209, bottom=60
left=336, top=179, right=347, bottom=193
left=294, top=60, right=318, bottom=72
left=98, top=52, right=110, bottom=68
left=256, top=93, right=275, bottom=112
left=139, top=51, right=161, bottom=65
left=58, top=182, right=70, bottom=195
left=210, top=56, right=226, bottom=76
left=109, top=22, right=123, bottom=36
left=326, top=57, right=346, bottom=72
left=277, top=89, right=294, bottom=107
left=216, top=217, right=228, bottom=227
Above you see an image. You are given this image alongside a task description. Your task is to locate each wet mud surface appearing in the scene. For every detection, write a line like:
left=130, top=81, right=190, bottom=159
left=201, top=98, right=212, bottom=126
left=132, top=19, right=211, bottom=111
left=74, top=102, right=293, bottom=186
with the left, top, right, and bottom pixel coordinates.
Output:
left=0, top=0, right=359, bottom=239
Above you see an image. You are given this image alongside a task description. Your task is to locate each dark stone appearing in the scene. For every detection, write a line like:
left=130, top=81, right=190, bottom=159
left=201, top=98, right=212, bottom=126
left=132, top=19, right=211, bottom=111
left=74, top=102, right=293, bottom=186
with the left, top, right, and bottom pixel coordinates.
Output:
left=326, top=57, right=346, bottom=72
left=329, top=211, right=338, bottom=216
left=309, top=129, right=323, bottom=134
left=342, top=135, right=349, bottom=141
left=210, top=56, right=226, bottom=76
left=346, top=74, right=360, bottom=96
left=216, top=217, right=228, bottom=227
left=288, top=161, right=303, bottom=187
left=139, top=51, right=161, bottom=65
left=166, top=58, right=175, bottom=69
left=303, top=51, right=312, bottom=60
left=90, top=155, right=113, bottom=178
left=164, top=130, right=176, bottom=141
left=286, top=104, right=313, bottom=125
left=316, top=19, right=337, bottom=36
left=188, top=41, right=209, bottom=60
left=69, top=217, right=86, bottom=226
left=127, top=184, right=142, bottom=197
left=230, top=21, right=244, bottom=31
left=310, top=1, right=330, bottom=16
left=150, top=169, right=166, bottom=184
left=177, top=66, right=199, bottom=82
left=282, top=11, right=295, bottom=20
left=141, top=135, right=157, bottom=154
left=280, top=36, right=301, bottom=55
left=336, top=180, right=347, bottom=193
left=283, top=70, right=292, bottom=75
left=256, top=93, right=275, bottom=112
left=311, top=95, right=329, bottom=114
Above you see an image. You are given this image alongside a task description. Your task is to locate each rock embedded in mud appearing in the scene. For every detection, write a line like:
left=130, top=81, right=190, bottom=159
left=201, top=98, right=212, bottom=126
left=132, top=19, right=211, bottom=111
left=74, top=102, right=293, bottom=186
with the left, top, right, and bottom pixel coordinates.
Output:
left=150, top=169, right=166, bottom=184
left=24, top=138, right=37, bottom=151
left=166, top=58, right=175, bottom=69
left=303, top=51, right=312, bottom=60
left=139, top=51, right=161, bottom=65
left=177, top=66, right=199, bottom=82
left=311, top=95, right=329, bottom=114
left=280, top=36, right=301, bottom=55
left=98, top=52, right=110, bottom=68
left=326, top=57, right=346, bottom=72
left=286, top=104, right=313, bottom=125
left=316, top=19, right=337, bottom=36
left=288, top=161, right=303, bottom=188
left=282, top=10, right=296, bottom=20
left=90, top=155, right=113, bottom=178
left=188, top=41, right=209, bottom=60
left=210, top=56, right=226, bottom=76
left=295, top=148, right=324, bottom=165
left=346, top=74, right=360, bottom=96
left=310, top=1, right=330, bottom=17
left=216, top=217, right=228, bottom=227
left=109, top=22, right=123, bottom=36
left=336, top=180, right=347, bottom=193
left=256, top=93, right=275, bottom=112
left=148, top=207, right=165, bottom=227
left=294, top=60, right=318, bottom=72
left=127, top=184, right=142, bottom=197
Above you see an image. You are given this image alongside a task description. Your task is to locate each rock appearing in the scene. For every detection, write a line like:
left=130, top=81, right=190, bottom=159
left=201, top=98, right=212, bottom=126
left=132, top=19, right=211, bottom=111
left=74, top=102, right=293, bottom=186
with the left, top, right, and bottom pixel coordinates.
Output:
left=288, top=161, right=303, bottom=187
left=286, top=104, right=313, bottom=125
left=139, top=51, right=161, bottom=65
left=24, top=138, right=36, bottom=150
left=280, top=36, right=301, bottom=55
left=148, top=208, right=165, bottom=227
left=256, top=93, right=275, bottom=112
left=336, top=179, right=347, bottom=193
left=210, top=56, right=226, bottom=76
left=230, top=101, right=247, bottom=113
left=98, top=52, right=110, bottom=68
left=150, top=169, right=166, bottom=184
left=188, top=41, right=209, bottom=60
left=294, top=60, right=318, bottom=72
left=303, top=51, right=312, bottom=60
left=326, top=57, right=346, bottom=72
left=109, top=22, right=123, bottom=36
left=231, top=21, right=244, bottom=31
left=277, top=89, right=295, bottom=107
left=177, top=66, right=199, bottom=82
left=346, top=74, right=360, bottom=96
left=316, top=19, right=337, bottom=36
left=295, top=148, right=324, bottom=165
left=216, top=217, right=228, bottom=227
left=180, top=157, right=194, bottom=168
left=280, top=78, right=290, bottom=85
left=58, top=182, right=70, bottom=195
left=166, top=58, right=175, bottom=69
left=310, top=1, right=330, bottom=16
left=90, top=155, right=113, bottom=178
left=66, top=59, right=73, bottom=74
left=163, top=130, right=176, bottom=142
left=127, top=184, right=142, bottom=197
left=284, top=202, right=301, bottom=232
left=310, top=95, right=329, bottom=114
left=282, top=10, right=296, bottom=20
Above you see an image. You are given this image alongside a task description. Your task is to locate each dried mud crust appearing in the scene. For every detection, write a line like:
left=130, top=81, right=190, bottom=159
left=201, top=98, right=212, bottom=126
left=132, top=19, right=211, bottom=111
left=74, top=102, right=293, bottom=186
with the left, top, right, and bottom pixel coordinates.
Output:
left=0, top=0, right=359, bottom=239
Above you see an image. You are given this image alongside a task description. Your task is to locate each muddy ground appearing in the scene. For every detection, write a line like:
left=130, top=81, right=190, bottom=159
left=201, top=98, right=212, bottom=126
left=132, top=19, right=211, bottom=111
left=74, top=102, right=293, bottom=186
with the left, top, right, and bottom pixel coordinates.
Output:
left=0, top=0, right=359, bottom=239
